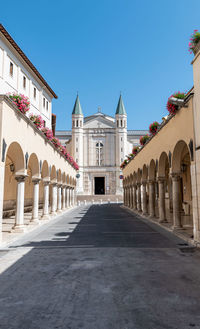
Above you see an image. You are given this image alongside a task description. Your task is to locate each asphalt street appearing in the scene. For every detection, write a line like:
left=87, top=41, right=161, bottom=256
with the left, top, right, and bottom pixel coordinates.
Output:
left=0, top=204, right=200, bottom=329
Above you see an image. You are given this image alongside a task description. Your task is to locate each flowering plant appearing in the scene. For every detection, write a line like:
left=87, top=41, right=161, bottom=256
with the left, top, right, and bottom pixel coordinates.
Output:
left=132, top=146, right=139, bottom=155
left=51, top=137, right=61, bottom=148
left=8, top=93, right=30, bottom=114
left=140, top=135, right=150, bottom=146
left=29, top=114, right=44, bottom=129
left=167, top=92, right=185, bottom=115
left=149, top=121, right=159, bottom=135
left=41, top=127, right=53, bottom=140
left=189, top=30, right=200, bottom=54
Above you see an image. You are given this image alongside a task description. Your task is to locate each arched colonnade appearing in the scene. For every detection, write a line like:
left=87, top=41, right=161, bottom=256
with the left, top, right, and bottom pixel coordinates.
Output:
left=123, top=140, right=194, bottom=232
left=3, top=141, right=77, bottom=233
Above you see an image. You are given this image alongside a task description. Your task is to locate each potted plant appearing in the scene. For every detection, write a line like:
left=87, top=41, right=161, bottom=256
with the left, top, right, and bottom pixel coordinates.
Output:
left=29, top=114, right=44, bottom=129
left=167, top=92, right=185, bottom=115
left=149, top=121, right=159, bottom=135
left=132, top=146, right=139, bottom=155
left=189, top=30, right=200, bottom=55
left=8, top=93, right=30, bottom=114
left=140, top=134, right=150, bottom=146
left=41, top=127, right=53, bottom=140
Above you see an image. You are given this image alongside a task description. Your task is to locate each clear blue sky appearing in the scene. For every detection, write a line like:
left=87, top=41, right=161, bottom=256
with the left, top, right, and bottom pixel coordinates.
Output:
left=1, top=0, right=199, bottom=130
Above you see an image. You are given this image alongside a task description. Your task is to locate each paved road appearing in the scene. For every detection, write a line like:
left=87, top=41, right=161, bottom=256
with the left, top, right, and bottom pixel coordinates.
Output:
left=0, top=204, right=200, bottom=329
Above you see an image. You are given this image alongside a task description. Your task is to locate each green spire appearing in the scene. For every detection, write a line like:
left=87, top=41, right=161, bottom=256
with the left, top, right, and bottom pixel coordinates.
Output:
left=115, top=95, right=126, bottom=115
left=72, top=95, right=83, bottom=115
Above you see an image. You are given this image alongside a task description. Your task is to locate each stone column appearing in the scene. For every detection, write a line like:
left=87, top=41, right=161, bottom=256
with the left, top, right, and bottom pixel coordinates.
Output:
left=57, top=184, right=62, bottom=213
left=65, top=187, right=69, bottom=208
left=13, top=175, right=26, bottom=232
left=137, top=183, right=142, bottom=212
left=72, top=188, right=75, bottom=206
left=142, top=181, right=147, bottom=215
left=130, top=186, right=133, bottom=208
left=133, top=185, right=137, bottom=210
left=62, top=185, right=66, bottom=210
left=158, top=177, right=166, bottom=222
left=149, top=180, right=155, bottom=217
left=42, top=180, right=50, bottom=219
left=172, top=174, right=182, bottom=229
left=31, top=178, right=40, bottom=223
left=51, top=182, right=57, bottom=215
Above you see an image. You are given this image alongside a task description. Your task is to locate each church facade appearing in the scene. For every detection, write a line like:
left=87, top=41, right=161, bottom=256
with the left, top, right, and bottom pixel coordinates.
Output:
left=56, top=95, right=147, bottom=197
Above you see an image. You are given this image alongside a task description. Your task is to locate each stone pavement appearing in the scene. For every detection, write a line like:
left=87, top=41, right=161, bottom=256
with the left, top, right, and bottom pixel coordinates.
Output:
left=0, top=204, right=200, bottom=329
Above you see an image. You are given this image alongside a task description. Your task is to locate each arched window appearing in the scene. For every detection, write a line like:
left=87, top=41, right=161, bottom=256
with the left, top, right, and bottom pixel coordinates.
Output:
left=117, top=120, right=119, bottom=127
left=76, top=120, right=79, bottom=127
left=121, top=120, right=123, bottom=127
left=96, top=142, right=103, bottom=166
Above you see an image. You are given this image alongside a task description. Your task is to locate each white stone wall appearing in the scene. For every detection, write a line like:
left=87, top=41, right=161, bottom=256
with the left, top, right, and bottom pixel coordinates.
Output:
left=0, top=36, right=52, bottom=127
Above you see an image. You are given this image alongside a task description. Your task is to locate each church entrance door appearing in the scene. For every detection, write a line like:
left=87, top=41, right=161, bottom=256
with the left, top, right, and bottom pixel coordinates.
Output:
left=94, top=177, right=105, bottom=195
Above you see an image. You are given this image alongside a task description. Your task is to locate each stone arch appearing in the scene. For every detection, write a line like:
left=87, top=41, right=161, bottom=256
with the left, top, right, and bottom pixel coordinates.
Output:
left=3, top=142, right=25, bottom=218
left=41, top=160, right=49, bottom=179
left=142, top=164, right=148, bottom=182
left=137, top=169, right=142, bottom=184
left=70, top=176, right=72, bottom=185
left=50, top=165, right=57, bottom=181
left=57, top=169, right=62, bottom=183
left=172, top=140, right=191, bottom=174
left=149, top=159, right=156, bottom=181
left=66, top=174, right=70, bottom=185
left=28, top=153, right=40, bottom=178
left=158, top=152, right=169, bottom=178
left=5, top=142, right=25, bottom=174
left=62, top=172, right=66, bottom=184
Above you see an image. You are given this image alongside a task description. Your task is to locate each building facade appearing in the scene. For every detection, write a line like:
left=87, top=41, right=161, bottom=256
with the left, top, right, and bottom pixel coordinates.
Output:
left=56, top=95, right=147, bottom=197
left=122, top=41, right=200, bottom=245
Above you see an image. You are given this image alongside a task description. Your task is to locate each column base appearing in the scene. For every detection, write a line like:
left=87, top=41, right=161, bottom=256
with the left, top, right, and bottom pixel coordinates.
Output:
left=57, top=209, right=62, bottom=213
left=159, top=219, right=168, bottom=223
left=51, top=211, right=57, bottom=216
left=41, top=214, right=50, bottom=220
left=172, top=225, right=183, bottom=231
left=30, top=218, right=40, bottom=225
left=12, top=225, right=26, bottom=233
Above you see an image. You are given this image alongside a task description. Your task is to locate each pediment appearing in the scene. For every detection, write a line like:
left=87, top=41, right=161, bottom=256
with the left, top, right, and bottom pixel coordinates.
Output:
left=84, top=116, right=115, bottom=129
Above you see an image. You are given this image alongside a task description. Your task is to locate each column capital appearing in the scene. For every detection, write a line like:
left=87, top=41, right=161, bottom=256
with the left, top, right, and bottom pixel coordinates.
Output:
left=157, top=176, right=166, bottom=183
left=15, top=174, right=27, bottom=182
left=32, top=177, right=41, bottom=184
left=57, top=183, right=62, bottom=188
left=43, top=178, right=50, bottom=186
left=142, top=181, right=147, bottom=186
left=51, top=180, right=57, bottom=187
left=148, top=180, right=155, bottom=185
left=170, top=173, right=181, bottom=181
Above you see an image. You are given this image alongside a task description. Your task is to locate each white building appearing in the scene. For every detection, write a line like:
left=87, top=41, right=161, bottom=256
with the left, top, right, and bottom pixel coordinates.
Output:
left=56, top=95, right=147, bottom=197
left=0, top=24, right=57, bottom=128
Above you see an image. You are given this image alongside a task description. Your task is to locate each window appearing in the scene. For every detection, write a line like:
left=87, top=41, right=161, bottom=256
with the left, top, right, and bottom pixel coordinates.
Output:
left=33, top=87, right=36, bottom=99
left=121, top=158, right=123, bottom=163
left=23, top=76, right=26, bottom=89
left=76, top=120, right=78, bottom=127
left=121, top=147, right=123, bottom=152
left=43, top=120, right=46, bottom=127
left=96, top=142, right=103, bottom=166
left=9, top=62, right=13, bottom=77
left=46, top=101, right=48, bottom=111
left=76, top=159, right=78, bottom=163
left=73, top=121, right=75, bottom=127
left=43, top=97, right=45, bottom=107
left=117, top=120, right=119, bottom=127
left=121, top=120, right=123, bottom=127
left=80, top=120, right=82, bottom=127
left=121, top=137, right=123, bottom=141
left=76, top=137, right=78, bottom=142
left=76, top=147, right=78, bottom=152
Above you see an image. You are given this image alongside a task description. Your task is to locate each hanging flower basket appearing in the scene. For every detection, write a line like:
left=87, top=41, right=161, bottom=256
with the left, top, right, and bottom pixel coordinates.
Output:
left=167, top=92, right=185, bottom=115
left=132, top=146, right=139, bottom=155
left=149, top=121, right=159, bottom=135
left=189, top=30, right=200, bottom=54
left=8, top=93, right=30, bottom=114
left=29, top=114, right=44, bottom=129
left=140, top=134, right=150, bottom=146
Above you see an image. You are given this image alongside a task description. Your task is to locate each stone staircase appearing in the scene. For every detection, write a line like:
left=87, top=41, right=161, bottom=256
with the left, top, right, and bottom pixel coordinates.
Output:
left=77, top=195, right=123, bottom=204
